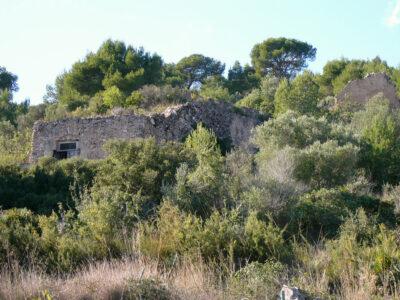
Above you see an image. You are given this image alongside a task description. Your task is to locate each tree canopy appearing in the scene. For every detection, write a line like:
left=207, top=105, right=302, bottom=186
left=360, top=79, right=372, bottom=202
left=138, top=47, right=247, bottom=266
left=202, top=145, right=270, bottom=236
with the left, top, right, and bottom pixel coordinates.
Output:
left=226, top=61, right=259, bottom=94
left=0, top=67, right=29, bottom=125
left=176, top=54, right=225, bottom=89
left=3, top=36, right=400, bottom=299
left=57, top=39, right=163, bottom=107
left=251, top=37, right=316, bottom=79
left=0, top=67, right=18, bottom=92
left=317, top=57, right=400, bottom=96
left=274, top=71, right=320, bottom=115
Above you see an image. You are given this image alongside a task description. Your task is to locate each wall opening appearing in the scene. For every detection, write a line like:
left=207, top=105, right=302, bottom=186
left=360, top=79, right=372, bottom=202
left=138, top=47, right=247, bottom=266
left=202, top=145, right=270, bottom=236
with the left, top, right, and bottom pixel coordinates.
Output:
left=53, top=141, right=80, bottom=160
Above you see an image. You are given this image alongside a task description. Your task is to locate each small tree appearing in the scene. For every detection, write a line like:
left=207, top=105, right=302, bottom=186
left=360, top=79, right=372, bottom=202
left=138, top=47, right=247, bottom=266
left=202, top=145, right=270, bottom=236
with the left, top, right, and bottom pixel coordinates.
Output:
left=227, top=61, right=259, bottom=94
left=236, top=76, right=279, bottom=115
left=274, top=71, right=320, bottom=115
left=351, top=96, right=400, bottom=186
left=169, top=124, right=224, bottom=216
left=199, top=75, right=230, bottom=101
left=317, top=59, right=349, bottom=96
left=102, top=86, right=125, bottom=108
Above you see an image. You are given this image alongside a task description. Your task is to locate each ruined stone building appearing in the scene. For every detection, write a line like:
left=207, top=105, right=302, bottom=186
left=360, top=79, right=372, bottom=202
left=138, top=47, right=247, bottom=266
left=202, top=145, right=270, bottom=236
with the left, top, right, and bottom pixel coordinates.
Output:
left=30, top=101, right=262, bottom=162
left=337, top=72, right=400, bottom=108
left=30, top=73, right=399, bottom=162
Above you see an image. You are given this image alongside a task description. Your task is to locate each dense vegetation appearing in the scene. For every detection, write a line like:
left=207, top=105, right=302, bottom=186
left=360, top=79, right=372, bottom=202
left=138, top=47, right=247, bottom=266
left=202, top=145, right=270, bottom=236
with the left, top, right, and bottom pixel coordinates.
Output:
left=2, top=37, right=400, bottom=299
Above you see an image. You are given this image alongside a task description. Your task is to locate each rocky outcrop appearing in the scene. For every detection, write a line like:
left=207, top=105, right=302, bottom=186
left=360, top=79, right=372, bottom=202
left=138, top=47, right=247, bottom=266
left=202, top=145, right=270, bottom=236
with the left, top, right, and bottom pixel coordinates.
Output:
left=279, top=285, right=306, bottom=300
left=337, top=73, right=400, bottom=108
left=30, top=101, right=263, bottom=162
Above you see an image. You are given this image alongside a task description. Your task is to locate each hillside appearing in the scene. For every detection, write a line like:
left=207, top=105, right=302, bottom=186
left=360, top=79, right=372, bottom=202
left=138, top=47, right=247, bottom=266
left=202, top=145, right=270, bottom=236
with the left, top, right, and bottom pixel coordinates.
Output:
left=1, top=38, right=400, bottom=299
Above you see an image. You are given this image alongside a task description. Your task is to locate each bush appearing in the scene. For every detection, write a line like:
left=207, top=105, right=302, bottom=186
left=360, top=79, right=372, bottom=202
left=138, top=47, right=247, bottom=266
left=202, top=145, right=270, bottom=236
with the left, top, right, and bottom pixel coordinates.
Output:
left=123, top=279, right=176, bottom=300
left=244, top=212, right=288, bottom=261
left=0, top=157, right=98, bottom=214
left=103, top=86, right=126, bottom=108
left=382, top=184, right=400, bottom=215
left=167, top=125, right=224, bottom=217
left=0, top=208, right=42, bottom=267
left=0, top=121, right=31, bottom=165
left=252, top=111, right=356, bottom=152
left=224, top=148, right=255, bottom=204
left=199, top=85, right=230, bottom=101
left=96, top=138, right=190, bottom=219
left=199, top=209, right=245, bottom=262
left=133, top=84, right=191, bottom=109
left=274, top=71, right=320, bottom=116
left=286, top=187, right=395, bottom=239
left=236, top=76, right=279, bottom=115
left=139, top=203, right=289, bottom=265
left=228, top=260, right=286, bottom=300
left=0, top=207, right=114, bottom=272
left=138, top=201, right=202, bottom=263
left=139, top=204, right=244, bottom=264
left=324, top=209, right=400, bottom=288
left=228, top=147, right=306, bottom=217
left=239, top=176, right=304, bottom=217
left=351, top=96, right=400, bottom=187
left=294, top=140, right=359, bottom=189
left=199, top=75, right=230, bottom=101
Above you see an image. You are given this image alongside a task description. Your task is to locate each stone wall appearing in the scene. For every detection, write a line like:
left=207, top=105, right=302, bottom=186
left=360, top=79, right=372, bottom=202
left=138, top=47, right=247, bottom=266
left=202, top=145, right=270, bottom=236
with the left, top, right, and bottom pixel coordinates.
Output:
left=337, top=73, right=400, bottom=108
left=30, top=101, right=263, bottom=162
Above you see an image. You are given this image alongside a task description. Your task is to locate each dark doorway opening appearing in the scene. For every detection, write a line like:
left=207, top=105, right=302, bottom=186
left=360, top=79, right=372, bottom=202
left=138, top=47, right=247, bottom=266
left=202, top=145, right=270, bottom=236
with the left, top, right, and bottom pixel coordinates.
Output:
left=53, top=150, right=68, bottom=160
left=53, top=141, right=80, bottom=160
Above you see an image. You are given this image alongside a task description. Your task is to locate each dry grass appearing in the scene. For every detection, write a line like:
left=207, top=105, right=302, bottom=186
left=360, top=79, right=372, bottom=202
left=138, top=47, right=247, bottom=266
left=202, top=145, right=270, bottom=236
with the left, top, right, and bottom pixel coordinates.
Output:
left=2, top=254, right=400, bottom=299
left=0, top=257, right=222, bottom=300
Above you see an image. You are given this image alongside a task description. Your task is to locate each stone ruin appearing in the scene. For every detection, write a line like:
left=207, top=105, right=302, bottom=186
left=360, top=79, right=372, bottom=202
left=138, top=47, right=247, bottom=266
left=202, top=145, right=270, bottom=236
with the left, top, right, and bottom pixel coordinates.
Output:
left=29, top=100, right=263, bottom=162
left=30, top=73, right=399, bottom=162
left=337, top=72, right=400, bottom=108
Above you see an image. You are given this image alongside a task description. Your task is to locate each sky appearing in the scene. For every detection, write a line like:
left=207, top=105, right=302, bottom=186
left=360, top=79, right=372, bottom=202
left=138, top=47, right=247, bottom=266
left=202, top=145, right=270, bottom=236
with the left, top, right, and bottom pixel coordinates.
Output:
left=1, top=0, right=400, bottom=104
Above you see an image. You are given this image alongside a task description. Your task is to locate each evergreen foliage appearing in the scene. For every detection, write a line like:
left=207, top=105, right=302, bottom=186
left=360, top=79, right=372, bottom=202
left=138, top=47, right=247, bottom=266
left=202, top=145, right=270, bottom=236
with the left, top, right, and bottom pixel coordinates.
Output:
left=2, top=37, right=400, bottom=299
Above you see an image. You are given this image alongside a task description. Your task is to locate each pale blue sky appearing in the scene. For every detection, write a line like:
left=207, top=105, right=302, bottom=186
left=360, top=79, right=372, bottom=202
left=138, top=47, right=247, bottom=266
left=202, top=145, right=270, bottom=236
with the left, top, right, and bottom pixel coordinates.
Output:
left=1, top=0, right=399, bottom=104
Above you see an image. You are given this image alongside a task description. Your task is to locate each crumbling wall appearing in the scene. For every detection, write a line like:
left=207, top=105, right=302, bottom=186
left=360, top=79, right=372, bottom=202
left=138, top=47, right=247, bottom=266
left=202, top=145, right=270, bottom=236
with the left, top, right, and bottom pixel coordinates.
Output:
left=337, top=73, right=400, bottom=108
left=30, top=101, right=262, bottom=162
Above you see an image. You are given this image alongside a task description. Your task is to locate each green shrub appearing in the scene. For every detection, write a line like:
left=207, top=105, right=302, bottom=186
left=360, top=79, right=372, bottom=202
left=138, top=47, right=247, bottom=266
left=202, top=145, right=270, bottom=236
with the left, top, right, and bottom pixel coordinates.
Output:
left=138, top=201, right=202, bottom=263
left=286, top=187, right=395, bottom=239
left=294, top=140, right=359, bottom=189
left=323, top=209, right=400, bottom=287
left=244, top=212, right=288, bottom=261
left=224, top=149, right=255, bottom=205
left=236, top=76, right=279, bottom=115
left=0, top=208, right=42, bottom=267
left=0, top=121, right=31, bottom=165
left=352, top=96, right=400, bottom=187
left=123, top=279, right=176, bottom=300
left=139, top=203, right=289, bottom=265
left=199, top=76, right=231, bottom=101
left=253, top=111, right=331, bottom=151
left=199, top=209, right=244, bottom=262
left=167, top=125, right=224, bottom=217
left=97, top=138, right=191, bottom=219
left=382, top=184, right=400, bottom=215
left=0, top=157, right=99, bottom=214
left=132, top=84, right=191, bottom=109
left=274, top=71, right=320, bottom=116
left=228, top=260, right=285, bottom=300
left=252, top=111, right=357, bottom=155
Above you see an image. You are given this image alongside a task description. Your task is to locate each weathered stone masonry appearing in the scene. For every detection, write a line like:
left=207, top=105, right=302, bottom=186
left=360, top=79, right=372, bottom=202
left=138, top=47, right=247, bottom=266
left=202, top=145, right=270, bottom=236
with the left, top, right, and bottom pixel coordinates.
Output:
left=337, top=73, right=400, bottom=108
left=30, top=101, right=262, bottom=162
